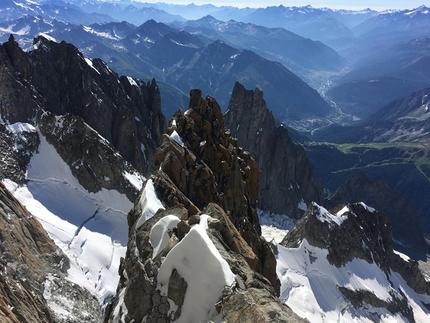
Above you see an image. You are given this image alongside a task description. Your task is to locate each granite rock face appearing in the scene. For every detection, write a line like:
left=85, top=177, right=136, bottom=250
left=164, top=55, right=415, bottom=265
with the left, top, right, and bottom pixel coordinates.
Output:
left=225, top=82, right=323, bottom=218
left=37, top=112, right=142, bottom=202
left=104, top=89, right=307, bottom=323
left=0, top=34, right=165, bottom=175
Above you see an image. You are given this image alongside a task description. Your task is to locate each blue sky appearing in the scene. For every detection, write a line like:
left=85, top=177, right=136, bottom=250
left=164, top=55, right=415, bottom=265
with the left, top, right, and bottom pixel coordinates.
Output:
left=139, top=1, right=429, bottom=10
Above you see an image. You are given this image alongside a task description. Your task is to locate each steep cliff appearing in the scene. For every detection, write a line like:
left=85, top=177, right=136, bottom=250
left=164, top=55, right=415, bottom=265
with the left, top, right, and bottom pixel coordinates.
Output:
left=225, top=82, right=323, bottom=218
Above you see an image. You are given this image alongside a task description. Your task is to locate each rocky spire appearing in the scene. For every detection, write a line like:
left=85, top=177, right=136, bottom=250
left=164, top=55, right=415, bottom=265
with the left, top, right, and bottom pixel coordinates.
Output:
left=225, top=81, right=323, bottom=218
left=104, top=89, right=306, bottom=323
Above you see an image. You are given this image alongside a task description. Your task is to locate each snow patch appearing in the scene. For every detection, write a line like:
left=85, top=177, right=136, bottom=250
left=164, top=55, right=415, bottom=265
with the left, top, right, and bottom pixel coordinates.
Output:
left=3, top=131, right=131, bottom=304
left=149, top=214, right=181, bottom=258
left=136, top=179, right=165, bottom=228
left=84, top=58, right=100, bottom=74
left=157, top=224, right=234, bottom=323
left=258, top=209, right=297, bottom=243
left=36, top=32, right=58, bottom=43
left=313, top=202, right=347, bottom=226
left=359, top=202, right=375, bottom=213
left=336, top=205, right=350, bottom=216
left=123, top=171, right=144, bottom=191
left=82, top=26, right=121, bottom=40
left=127, top=76, right=138, bottom=87
left=277, top=239, right=400, bottom=322
left=393, top=250, right=411, bottom=262
left=298, top=199, right=307, bottom=211
left=6, top=122, right=36, bottom=134
left=111, top=288, right=128, bottom=323
left=169, top=130, right=185, bottom=147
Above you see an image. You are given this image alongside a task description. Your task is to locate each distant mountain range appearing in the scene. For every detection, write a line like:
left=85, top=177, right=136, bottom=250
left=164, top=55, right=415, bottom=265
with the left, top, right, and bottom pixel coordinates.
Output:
left=3, top=1, right=430, bottom=127
left=171, top=15, right=347, bottom=82
left=0, top=13, right=336, bottom=126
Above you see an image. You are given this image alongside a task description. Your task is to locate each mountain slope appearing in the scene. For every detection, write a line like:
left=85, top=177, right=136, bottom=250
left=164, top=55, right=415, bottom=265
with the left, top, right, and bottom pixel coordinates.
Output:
left=325, top=172, right=427, bottom=250
left=0, top=162, right=102, bottom=323
left=0, top=15, right=335, bottom=129
left=318, top=86, right=430, bottom=144
left=327, top=35, right=430, bottom=118
left=0, top=0, right=114, bottom=24
left=353, top=6, right=430, bottom=37
left=279, top=202, right=430, bottom=322
left=326, top=77, right=429, bottom=118
left=0, top=34, right=165, bottom=317
left=241, top=5, right=354, bottom=48
left=1, top=34, right=165, bottom=174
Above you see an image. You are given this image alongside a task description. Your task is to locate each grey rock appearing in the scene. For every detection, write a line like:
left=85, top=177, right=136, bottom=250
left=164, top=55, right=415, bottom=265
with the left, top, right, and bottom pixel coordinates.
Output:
left=225, top=82, right=323, bottom=218
left=0, top=35, right=165, bottom=176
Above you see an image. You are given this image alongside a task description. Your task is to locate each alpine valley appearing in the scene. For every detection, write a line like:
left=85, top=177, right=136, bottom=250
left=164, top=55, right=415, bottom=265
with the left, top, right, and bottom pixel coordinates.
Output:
left=1, top=1, right=430, bottom=323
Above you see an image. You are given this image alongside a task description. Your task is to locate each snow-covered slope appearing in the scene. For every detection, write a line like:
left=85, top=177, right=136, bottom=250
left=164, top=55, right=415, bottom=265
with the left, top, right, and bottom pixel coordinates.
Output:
left=278, top=239, right=430, bottom=322
left=4, top=125, right=137, bottom=304
left=277, top=202, right=430, bottom=322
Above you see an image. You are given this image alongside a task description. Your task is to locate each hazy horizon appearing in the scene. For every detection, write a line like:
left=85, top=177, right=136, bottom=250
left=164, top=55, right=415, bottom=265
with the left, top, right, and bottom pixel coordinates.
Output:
left=134, top=0, right=430, bottom=10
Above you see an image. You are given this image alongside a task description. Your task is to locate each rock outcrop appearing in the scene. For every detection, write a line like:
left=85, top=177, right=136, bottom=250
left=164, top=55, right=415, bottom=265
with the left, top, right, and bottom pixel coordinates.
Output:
left=37, top=112, right=142, bottom=202
left=280, top=202, right=430, bottom=322
left=0, top=182, right=102, bottom=323
left=0, top=34, right=165, bottom=175
left=104, top=89, right=306, bottom=323
left=325, top=172, right=427, bottom=250
left=225, top=82, right=323, bottom=218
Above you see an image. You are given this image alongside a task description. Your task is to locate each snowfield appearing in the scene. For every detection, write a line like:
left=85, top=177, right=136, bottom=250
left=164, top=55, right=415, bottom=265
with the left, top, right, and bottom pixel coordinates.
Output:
left=276, top=233, right=430, bottom=322
left=4, top=126, right=134, bottom=305
left=259, top=208, right=430, bottom=322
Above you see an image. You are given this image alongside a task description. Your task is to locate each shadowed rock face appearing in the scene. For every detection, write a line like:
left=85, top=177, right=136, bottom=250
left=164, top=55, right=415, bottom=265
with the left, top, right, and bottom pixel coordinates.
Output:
left=104, top=89, right=307, bottom=323
left=0, top=182, right=56, bottom=323
left=0, top=34, right=165, bottom=175
left=325, top=171, right=427, bottom=251
left=225, top=82, right=323, bottom=218
left=0, top=182, right=102, bottom=323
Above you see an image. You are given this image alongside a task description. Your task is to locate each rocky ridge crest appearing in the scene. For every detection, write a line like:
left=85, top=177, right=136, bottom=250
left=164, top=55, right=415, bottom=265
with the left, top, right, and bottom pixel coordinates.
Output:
left=0, top=34, right=165, bottom=176
left=104, top=89, right=306, bottom=323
